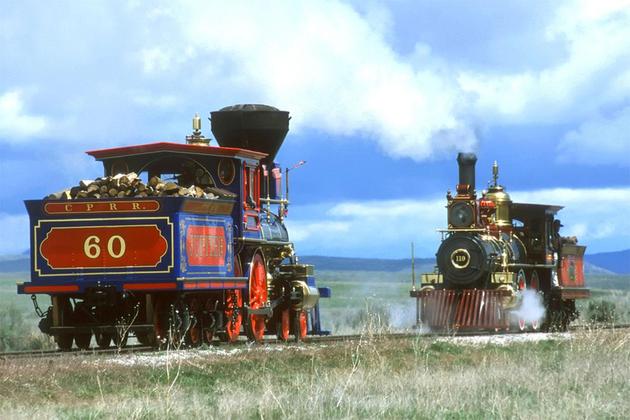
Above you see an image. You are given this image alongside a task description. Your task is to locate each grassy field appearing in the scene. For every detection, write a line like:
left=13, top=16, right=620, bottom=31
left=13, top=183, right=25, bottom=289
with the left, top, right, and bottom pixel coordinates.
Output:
left=0, top=330, right=628, bottom=418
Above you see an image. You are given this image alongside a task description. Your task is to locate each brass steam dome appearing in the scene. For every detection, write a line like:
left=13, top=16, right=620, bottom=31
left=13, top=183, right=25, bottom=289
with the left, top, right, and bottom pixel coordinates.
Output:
left=485, top=161, right=512, bottom=227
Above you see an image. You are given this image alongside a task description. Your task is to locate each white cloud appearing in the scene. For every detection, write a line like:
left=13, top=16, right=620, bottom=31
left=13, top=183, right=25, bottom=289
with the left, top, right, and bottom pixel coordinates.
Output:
left=288, top=187, right=630, bottom=257
left=162, top=0, right=475, bottom=160
left=557, top=107, right=630, bottom=166
left=457, top=0, right=630, bottom=124
left=0, top=0, right=475, bottom=159
left=0, top=0, right=628, bottom=165
left=0, top=90, right=49, bottom=140
left=287, top=221, right=351, bottom=242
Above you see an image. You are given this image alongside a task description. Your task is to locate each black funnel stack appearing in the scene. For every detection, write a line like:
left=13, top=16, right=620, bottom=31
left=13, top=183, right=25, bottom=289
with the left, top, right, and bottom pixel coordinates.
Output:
left=210, top=104, right=289, bottom=163
left=456, top=152, right=477, bottom=195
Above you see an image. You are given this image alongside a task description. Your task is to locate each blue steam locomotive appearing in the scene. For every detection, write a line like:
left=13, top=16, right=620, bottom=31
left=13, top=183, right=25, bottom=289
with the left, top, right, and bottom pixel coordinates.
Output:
left=18, top=104, right=330, bottom=350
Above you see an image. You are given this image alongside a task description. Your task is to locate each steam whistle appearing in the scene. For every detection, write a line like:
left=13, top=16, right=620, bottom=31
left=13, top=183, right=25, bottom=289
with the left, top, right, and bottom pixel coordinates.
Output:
left=186, top=113, right=210, bottom=146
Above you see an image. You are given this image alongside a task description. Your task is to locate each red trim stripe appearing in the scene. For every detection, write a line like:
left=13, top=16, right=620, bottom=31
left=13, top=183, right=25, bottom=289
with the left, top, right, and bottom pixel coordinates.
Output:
left=24, top=285, right=79, bottom=293
left=123, top=282, right=177, bottom=291
left=183, top=281, right=247, bottom=290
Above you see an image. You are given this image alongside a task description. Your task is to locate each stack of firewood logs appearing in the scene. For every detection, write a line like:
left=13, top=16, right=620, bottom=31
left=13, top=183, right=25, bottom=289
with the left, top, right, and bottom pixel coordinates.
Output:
left=45, top=173, right=235, bottom=200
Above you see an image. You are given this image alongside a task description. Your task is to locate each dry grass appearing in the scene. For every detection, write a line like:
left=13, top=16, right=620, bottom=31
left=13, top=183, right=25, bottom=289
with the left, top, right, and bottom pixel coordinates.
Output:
left=0, top=329, right=628, bottom=419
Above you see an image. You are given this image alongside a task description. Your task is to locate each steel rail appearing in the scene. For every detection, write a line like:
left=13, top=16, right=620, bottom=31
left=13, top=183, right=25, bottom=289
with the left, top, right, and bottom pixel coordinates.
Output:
left=2, top=324, right=629, bottom=361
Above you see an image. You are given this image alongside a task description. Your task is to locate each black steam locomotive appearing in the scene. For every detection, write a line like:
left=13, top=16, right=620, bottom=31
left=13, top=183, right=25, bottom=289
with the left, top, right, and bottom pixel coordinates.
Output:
left=411, top=153, right=590, bottom=331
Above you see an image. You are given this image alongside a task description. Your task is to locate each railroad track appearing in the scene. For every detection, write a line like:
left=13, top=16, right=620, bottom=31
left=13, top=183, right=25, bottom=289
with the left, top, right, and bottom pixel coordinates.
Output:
left=2, top=323, right=629, bottom=361
left=0, top=345, right=154, bottom=361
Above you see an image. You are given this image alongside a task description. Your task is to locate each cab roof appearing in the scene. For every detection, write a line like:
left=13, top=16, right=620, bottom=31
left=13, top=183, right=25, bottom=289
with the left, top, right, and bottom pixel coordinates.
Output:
left=512, top=202, right=563, bottom=219
left=86, top=142, right=267, bottom=161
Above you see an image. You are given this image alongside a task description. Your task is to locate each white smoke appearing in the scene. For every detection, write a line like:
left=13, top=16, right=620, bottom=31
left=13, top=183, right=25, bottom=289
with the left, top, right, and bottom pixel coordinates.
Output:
left=512, top=289, right=546, bottom=325
left=388, top=300, right=417, bottom=330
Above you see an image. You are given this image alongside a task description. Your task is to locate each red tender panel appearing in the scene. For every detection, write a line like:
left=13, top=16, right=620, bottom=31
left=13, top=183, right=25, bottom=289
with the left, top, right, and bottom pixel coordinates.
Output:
left=186, top=225, right=226, bottom=266
left=40, top=225, right=168, bottom=269
left=559, top=255, right=585, bottom=287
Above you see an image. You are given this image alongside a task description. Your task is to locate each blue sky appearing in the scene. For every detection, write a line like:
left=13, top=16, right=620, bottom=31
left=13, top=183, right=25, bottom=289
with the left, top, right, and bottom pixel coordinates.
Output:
left=0, top=0, right=629, bottom=258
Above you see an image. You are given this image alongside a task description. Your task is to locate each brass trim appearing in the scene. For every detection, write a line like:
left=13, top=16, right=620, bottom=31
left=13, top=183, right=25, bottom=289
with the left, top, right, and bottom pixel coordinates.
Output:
left=217, top=158, right=236, bottom=186
left=450, top=248, right=471, bottom=269
left=421, top=273, right=443, bottom=284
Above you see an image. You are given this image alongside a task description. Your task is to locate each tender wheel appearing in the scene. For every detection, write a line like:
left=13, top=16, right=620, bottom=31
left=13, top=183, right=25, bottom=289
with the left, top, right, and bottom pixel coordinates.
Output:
left=95, top=332, right=112, bottom=349
left=56, top=334, right=73, bottom=351
left=55, top=297, right=74, bottom=351
left=276, top=309, right=290, bottom=341
left=203, top=297, right=219, bottom=344
left=246, top=253, right=268, bottom=342
left=73, top=303, right=92, bottom=350
left=113, top=329, right=129, bottom=348
left=169, top=301, right=191, bottom=348
left=152, top=298, right=190, bottom=348
left=186, top=298, right=202, bottom=347
left=74, top=334, right=91, bottom=350
left=136, top=332, right=155, bottom=347
left=153, top=298, right=170, bottom=346
left=291, top=310, right=308, bottom=342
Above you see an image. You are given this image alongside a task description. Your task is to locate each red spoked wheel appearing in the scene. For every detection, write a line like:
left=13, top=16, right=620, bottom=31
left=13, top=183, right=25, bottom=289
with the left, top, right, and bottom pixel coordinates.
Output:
left=276, top=309, right=290, bottom=341
left=292, top=310, right=308, bottom=342
left=517, top=269, right=527, bottom=331
left=223, top=256, right=244, bottom=342
left=530, top=270, right=540, bottom=331
left=246, top=253, right=268, bottom=342
left=224, top=289, right=243, bottom=342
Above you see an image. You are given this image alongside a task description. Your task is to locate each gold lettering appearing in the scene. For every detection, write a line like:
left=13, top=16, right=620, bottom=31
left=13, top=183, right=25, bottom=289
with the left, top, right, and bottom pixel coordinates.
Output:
left=86, top=203, right=94, bottom=211
left=64, top=204, right=73, bottom=212
left=189, top=233, right=225, bottom=259
left=132, top=202, right=141, bottom=210
left=109, top=203, right=118, bottom=211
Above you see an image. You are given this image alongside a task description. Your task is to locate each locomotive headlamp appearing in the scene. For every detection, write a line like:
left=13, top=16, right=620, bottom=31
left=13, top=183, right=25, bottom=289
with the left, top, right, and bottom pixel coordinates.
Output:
left=448, top=201, right=474, bottom=228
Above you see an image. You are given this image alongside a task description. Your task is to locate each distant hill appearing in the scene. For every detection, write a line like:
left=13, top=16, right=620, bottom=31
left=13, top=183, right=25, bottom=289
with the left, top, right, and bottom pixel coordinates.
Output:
left=585, top=249, right=630, bottom=274
left=583, top=262, right=616, bottom=275
left=0, top=249, right=627, bottom=274
left=301, top=255, right=620, bottom=274
left=0, top=255, right=29, bottom=272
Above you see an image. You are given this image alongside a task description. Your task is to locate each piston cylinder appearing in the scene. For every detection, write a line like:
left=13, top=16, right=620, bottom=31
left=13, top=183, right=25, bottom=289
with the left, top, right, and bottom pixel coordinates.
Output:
left=291, top=280, right=320, bottom=310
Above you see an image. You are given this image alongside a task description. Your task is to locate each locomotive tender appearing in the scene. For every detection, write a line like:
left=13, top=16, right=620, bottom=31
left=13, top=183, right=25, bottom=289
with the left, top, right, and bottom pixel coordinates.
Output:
left=18, top=104, right=330, bottom=350
left=411, top=153, right=590, bottom=331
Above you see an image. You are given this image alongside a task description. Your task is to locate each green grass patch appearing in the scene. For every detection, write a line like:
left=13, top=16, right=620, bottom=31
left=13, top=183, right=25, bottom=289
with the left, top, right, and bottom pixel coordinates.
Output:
left=0, top=331, right=628, bottom=418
